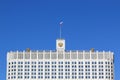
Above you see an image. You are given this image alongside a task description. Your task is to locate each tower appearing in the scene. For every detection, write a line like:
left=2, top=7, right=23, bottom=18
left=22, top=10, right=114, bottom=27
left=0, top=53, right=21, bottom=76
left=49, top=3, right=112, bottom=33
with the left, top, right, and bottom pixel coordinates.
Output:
left=56, top=38, right=65, bottom=51
left=56, top=21, right=65, bottom=51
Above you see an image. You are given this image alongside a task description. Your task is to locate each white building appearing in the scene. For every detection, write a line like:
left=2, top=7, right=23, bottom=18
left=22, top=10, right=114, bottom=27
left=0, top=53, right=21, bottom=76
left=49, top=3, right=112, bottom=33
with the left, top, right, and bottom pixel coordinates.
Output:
left=7, top=38, right=114, bottom=80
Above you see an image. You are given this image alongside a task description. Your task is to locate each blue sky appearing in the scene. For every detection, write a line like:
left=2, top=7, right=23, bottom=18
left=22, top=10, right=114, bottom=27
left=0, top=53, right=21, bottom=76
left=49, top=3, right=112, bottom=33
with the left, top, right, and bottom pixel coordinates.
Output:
left=0, top=0, right=120, bottom=80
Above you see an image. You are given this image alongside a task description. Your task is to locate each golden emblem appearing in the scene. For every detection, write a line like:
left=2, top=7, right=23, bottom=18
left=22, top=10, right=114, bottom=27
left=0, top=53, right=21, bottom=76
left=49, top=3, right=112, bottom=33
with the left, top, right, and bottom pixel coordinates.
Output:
left=58, top=43, right=63, bottom=47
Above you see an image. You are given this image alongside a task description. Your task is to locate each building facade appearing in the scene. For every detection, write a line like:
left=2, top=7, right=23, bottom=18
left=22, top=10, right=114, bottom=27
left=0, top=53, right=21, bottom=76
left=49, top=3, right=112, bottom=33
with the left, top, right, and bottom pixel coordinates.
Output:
left=7, top=39, right=114, bottom=80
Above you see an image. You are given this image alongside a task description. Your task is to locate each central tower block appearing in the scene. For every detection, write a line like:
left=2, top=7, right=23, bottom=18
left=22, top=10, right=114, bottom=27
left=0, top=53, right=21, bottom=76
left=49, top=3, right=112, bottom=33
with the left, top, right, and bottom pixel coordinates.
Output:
left=56, top=39, right=65, bottom=51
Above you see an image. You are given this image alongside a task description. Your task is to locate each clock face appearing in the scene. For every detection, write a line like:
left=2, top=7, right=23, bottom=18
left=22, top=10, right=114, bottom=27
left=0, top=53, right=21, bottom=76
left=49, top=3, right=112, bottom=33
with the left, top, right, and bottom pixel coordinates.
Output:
left=58, top=42, right=63, bottom=47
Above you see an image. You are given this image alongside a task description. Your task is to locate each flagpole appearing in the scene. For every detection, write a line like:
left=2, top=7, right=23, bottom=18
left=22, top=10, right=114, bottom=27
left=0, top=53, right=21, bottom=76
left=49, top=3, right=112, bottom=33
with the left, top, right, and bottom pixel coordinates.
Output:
left=60, top=23, right=61, bottom=39
left=60, top=21, right=63, bottom=39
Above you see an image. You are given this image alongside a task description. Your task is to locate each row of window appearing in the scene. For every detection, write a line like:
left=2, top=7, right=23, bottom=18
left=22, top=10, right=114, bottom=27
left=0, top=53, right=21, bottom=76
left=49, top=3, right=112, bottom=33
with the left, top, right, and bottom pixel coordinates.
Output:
left=8, top=71, right=112, bottom=76
left=8, top=65, right=113, bottom=69
left=9, top=69, right=112, bottom=72
left=8, top=75, right=113, bottom=79
left=9, top=61, right=113, bottom=65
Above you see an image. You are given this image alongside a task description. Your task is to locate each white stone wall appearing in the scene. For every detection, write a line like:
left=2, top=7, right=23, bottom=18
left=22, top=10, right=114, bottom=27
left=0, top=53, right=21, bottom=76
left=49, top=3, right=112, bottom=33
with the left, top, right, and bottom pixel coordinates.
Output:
left=7, top=50, right=114, bottom=80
